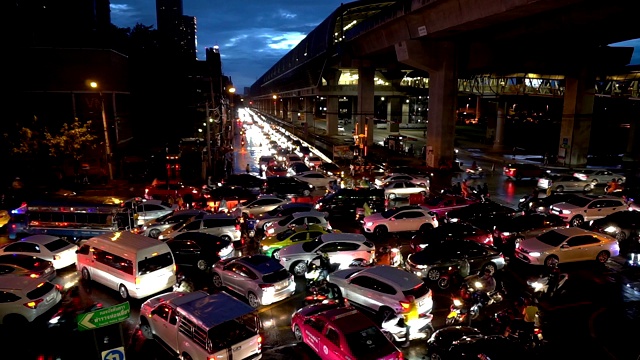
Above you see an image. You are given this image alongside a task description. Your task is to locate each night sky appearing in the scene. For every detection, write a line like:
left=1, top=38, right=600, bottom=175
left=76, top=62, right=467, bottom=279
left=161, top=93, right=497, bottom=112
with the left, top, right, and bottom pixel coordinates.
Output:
left=109, top=0, right=640, bottom=91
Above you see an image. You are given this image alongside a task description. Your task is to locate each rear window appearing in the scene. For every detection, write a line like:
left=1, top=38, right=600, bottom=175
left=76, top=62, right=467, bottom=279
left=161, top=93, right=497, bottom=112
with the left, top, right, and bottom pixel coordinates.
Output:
left=26, top=282, right=55, bottom=300
left=262, top=268, right=290, bottom=283
left=344, top=326, right=394, bottom=358
left=138, top=252, right=174, bottom=275
left=402, top=281, right=430, bottom=298
left=44, top=239, right=72, bottom=252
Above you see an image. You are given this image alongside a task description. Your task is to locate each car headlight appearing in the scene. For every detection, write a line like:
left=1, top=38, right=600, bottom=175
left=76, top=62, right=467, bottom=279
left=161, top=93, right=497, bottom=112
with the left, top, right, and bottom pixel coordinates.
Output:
left=501, top=232, right=511, bottom=236
left=474, top=281, right=483, bottom=289
left=453, top=299, right=463, bottom=307
left=531, top=282, right=544, bottom=291
left=449, top=218, right=459, bottom=223
left=604, top=225, right=619, bottom=233
left=262, top=245, right=270, bottom=251
left=158, top=235, right=165, bottom=240
left=365, top=222, right=373, bottom=227
left=562, top=210, right=571, bottom=214
left=415, top=264, right=428, bottom=269
left=529, top=252, right=541, bottom=257
left=309, top=184, right=314, bottom=188
left=267, top=228, right=275, bottom=235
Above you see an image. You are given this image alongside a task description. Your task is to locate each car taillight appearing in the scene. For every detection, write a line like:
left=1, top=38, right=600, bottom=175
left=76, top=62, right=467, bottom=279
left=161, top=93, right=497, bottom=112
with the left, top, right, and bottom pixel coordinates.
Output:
left=485, top=237, right=493, bottom=245
left=53, top=255, right=61, bottom=261
left=30, top=273, right=40, bottom=278
left=400, top=301, right=411, bottom=312
left=398, top=351, right=404, bottom=360
left=235, top=224, right=241, bottom=231
left=135, top=277, right=141, bottom=285
left=258, top=335, right=262, bottom=351
left=24, top=298, right=44, bottom=309
left=145, top=188, right=149, bottom=194
left=54, top=284, right=63, bottom=291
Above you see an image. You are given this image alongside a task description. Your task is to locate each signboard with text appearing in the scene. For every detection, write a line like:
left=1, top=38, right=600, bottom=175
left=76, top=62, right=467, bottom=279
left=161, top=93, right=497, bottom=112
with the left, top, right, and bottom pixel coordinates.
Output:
left=77, top=302, right=130, bottom=331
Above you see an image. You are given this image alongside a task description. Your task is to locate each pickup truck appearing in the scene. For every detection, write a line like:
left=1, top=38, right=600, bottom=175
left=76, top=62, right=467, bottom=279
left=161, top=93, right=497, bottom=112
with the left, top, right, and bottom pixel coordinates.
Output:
left=139, top=291, right=262, bottom=360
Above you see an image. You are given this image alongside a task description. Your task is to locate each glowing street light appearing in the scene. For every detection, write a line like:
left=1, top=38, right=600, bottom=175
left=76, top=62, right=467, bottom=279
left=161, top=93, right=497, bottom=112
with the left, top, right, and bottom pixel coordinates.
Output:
left=88, top=80, right=113, bottom=180
left=228, top=87, right=236, bottom=94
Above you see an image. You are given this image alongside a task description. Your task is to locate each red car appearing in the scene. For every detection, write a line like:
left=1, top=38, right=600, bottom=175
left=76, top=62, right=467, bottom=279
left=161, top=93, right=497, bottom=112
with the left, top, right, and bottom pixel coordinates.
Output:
left=291, top=303, right=403, bottom=360
left=266, top=165, right=288, bottom=177
left=422, top=195, right=478, bottom=220
left=410, top=222, right=494, bottom=252
left=144, top=181, right=200, bottom=200
left=503, top=163, right=546, bottom=181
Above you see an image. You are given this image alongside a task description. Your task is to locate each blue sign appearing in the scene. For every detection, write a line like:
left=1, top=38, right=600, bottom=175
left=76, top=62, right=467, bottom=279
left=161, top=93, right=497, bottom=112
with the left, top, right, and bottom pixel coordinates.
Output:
left=101, top=347, right=125, bottom=360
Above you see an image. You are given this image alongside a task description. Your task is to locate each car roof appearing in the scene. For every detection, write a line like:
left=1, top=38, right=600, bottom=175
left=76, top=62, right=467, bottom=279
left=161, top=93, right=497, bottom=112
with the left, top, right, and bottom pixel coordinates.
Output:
left=318, top=233, right=367, bottom=242
left=256, top=194, right=284, bottom=200
left=20, top=234, right=61, bottom=244
left=281, top=202, right=314, bottom=209
left=547, top=227, right=597, bottom=236
left=237, top=255, right=283, bottom=274
left=291, top=211, right=326, bottom=218
left=319, top=307, right=374, bottom=331
left=359, top=265, right=423, bottom=290
left=0, top=275, right=50, bottom=290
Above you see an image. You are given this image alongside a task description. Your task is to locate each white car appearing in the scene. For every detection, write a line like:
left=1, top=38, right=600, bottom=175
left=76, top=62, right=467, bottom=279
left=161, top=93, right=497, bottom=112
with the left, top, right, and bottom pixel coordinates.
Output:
left=383, top=181, right=429, bottom=199
left=0, top=276, right=61, bottom=324
left=515, top=227, right=619, bottom=266
left=363, top=205, right=438, bottom=236
left=134, top=199, right=179, bottom=225
left=293, top=171, right=336, bottom=188
left=235, top=195, right=289, bottom=218
left=573, top=169, right=626, bottom=185
left=549, top=195, right=627, bottom=227
left=138, top=209, right=205, bottom=238
left=305, top=156, right=323, bottom=169
left=278, top=233, right=375, bottom=276
left=375, top=173, right=430, bottom=188
left=536, top=175, right=593, bottom=193
left=263, top=211, right=330, bottom=237
left=0, top=235, right=77, bottom=269
left=328, top=265, right=433, bottom=320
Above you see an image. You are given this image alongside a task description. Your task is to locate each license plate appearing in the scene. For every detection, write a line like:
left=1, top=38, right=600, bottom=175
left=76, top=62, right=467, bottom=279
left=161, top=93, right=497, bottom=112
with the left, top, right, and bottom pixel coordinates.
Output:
left=45, top=268, right=52, bottom=273
left=447, top=311, right=458, bottom=319
left=276, top=280, right=288, bottom=290
left=46, top=293, right=54, bottom=302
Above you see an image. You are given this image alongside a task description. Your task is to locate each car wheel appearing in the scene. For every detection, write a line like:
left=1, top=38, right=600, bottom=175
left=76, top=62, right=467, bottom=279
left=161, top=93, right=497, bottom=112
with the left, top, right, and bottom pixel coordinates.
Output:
left=292, top=261, right=308, bottom=276
left=618, top=178, right=624, bottom=184
left=247, top=292, right=260, bottom=308
left=149, top=229, right=161, bottom=238
left=374, top=226, right=388, bottom=237
left=544, top=255, right=559, bottom=267
left=515, top=175, right=523, bottom=182
left=555, top=185, right=564, bottom=193
left=483, top=262, right=497, bottom=275
left=378, top=307, right=396, bottom=323
left=423, top=324, right=434, bottom=341
left=302, top=189, right=311, bottom=196
left=140, top=320, right=154, bottom=339
left=212, top=273, right=223, bottom=288
left=389, top=193, right=397, bottom=200
left=570, top=215, right=583, bottom=227
left=196, top=259, right=208, bottom=271
left=81, top=267, right=91, bottom=281
left=616, top=232, right=627, bottom=243
left=294, top=325, right=303, bottom=341
left=118, top=284, right=129, bottom=299
left=596, top=251, right=610, bottom=264
left=583, top=185, right=592, bottom=192
left=272, top=249, right=280, bottom=259
left=3, top=314, right=27, bottom=327
left=591, top=179, right=598, bottom=185
left=420, top=223, right=434, bottom=234
left=427, top=269, right=441, bottom=281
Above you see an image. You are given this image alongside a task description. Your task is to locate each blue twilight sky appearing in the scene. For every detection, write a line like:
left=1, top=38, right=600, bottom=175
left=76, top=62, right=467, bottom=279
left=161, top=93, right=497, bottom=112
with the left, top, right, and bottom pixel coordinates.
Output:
left=109, top=0, right=640, bottom=92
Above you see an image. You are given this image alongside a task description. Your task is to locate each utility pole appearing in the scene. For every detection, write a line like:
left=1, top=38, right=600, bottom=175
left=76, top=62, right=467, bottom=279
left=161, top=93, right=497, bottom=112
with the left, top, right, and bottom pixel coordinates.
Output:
left=206, top=101, right=212, bottom=171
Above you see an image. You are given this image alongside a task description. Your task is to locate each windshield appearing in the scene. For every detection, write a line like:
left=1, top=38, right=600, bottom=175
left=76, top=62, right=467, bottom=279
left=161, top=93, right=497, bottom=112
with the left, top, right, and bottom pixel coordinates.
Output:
left=536, top=230, right=569, bottom=247
left=44, top=239, right=72, bottom=252
left=564, top=197, right=592, bottom=207
left=262, top=268, right=290, bottom=283
left=266, top=206, right=283, bottom=216
left=241, top=200, right=251, bottom=207
left=154, top=213, right=173, bottom=223
left=276, top=228, right=296, bottom=240
left=344, top=326, right=393, bottom=358
left=138, top=252, right=174, bottom=275
left=302, top=238, right=323, bottom=252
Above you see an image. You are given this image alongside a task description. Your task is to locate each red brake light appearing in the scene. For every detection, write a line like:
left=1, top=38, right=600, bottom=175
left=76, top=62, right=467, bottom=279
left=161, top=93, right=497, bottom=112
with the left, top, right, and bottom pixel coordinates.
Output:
left=534, top=328, right=542, bottom=335
left=24, top=298, right=44, bottom=309
left=144, top=188, right=149, bottom=193
left=235, top=224, right=241, bottom=231
left=30, top=273, right=40, bottom=278
left=259, top=283, right=274, bottom=289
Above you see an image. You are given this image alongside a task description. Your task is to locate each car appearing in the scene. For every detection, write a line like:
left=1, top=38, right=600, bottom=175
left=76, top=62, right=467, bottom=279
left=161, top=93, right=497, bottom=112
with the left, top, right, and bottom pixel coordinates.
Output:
left=263, top=176, right=314, bottom=197
left=253, top=203, right=315, bottom=231
left=520, top=193, right=580, bottom=214
left=293, top=171, right=337, bottom=188
left=589, top=211, right=640, bottom=246
left=315, top=188, right=386, bottom=216
left=206, top=186, right=257, bottom=202
left=363, top=205, right=439, bottom=236
left=0, top=234, right=77, bottom=269
left=235, top=195, right=289, bottom=218
left=211, top=255, right=296, bottom=308
left=291, top=304, right=403, bottom=360
left=138, top=209, right=205, bottom=238
left=287, top=161, right=311, bottom=176
left=0, top=276, right=61, bottom=325
left=427, top=332, right=530, bottom=360
left=158, top=213, right=241, bottom=244
left=515, top=227, right=620, bottom=266
left=285, top=154, right=303, bottom=166
left=132, top=199, right=179, bottom=225
left=410, top=223, right=494, bottom=252
left=405, top=240, right=506, bottom=281
left=259, top=155, right=277, bottom=170
left=388, top=166, right=431, bottom=178
left=144, top=181, right=200, bottom=201
left=328, top=265, right=434, bottom=320
left=445, top=201, right=518, bottom=224
left=573, top=169, right=626, bottom=185
left=260, top=224, right=337, bottom=258
left=219, top=174, right=264, bottom=194
left=317, top=162, right=343, bottom=177
left=278, top=233, right=375, bottom=276
left=266, top=164, right=289, bottom=177
left=263, top=211, right=330, bottom=237
left=305, top=156, right=323, bottom=168
left=0, top=254, right=56, bottom=281
left=536, top=174, right=593, bottom=193
left=423, top=195, right=479, bottom=220
left=297, top=146, right=312, bottom=158
left=166, top=232, right=234, bottom=271
left=503, top=163, right=546, bottom=181
left=492, top=213, right=567, bottom=255
left=383, top=181, right=429, bottom=199
left=375, top=173, right=430, bottom=188
left=549, top=195, right=628, bottom=227
left=426, top=326, right=483, bottom=359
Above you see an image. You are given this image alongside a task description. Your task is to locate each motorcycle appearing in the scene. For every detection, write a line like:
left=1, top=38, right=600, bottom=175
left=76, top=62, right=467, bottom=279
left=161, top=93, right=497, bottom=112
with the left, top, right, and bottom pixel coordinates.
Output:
left=445, top=275, right=504, bottom=325
left=527, top=272, right=568, bottom=299
left=381, top=313, right=434, bottom=344
left=465, top=167, right=484, bottom=179
left=436, top=265, right=473, bottom=290
left=518, top=194, right=537, bottom=212
left=173, top=273, right=195, bottom=293
left=491, top=308, right=545, bottom=350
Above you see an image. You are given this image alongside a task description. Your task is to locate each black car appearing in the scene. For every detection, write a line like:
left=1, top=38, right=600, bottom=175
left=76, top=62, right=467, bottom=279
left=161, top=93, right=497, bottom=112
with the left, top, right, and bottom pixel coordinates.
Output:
left=426, top=326, right=482, bottom=359
left=263, top=176, right=314, bottom=197
left=589, top=211, right=640, bottom=250
left=405, top=239, right=505, bottom=281
left=288, top=162, right=310, bottom=175
left=445, top=201, right=518, bottom=224
left=220, top=174, right=264, bottom=194
left=492, top=213, right=567, bottom=254
left=428, top=332, right=530, bottom=360
left=166, top=232, right=234, bottom=271
left=315, top=188, right=385, bottom=216
left=410, top=223, right=493, bottom=252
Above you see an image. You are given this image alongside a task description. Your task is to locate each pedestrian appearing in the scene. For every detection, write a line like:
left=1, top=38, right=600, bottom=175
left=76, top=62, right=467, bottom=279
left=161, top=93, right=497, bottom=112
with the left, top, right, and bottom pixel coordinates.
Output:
left=350, top=164, right=355, bottom=177
left=408, top=144, right=415, bottom=157
left=176, top=195, right=184, bottom=210
left=543, top=152, right=549, bottom=165
left=461, top=180, right=470, bottom=198
left=246, top=164, right=251, bottom=174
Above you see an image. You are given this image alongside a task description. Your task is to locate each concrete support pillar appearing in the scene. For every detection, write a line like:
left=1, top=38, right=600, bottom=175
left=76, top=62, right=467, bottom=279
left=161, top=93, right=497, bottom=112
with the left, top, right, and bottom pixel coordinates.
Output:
left=326, top=96, right=339, bottom=136
left=276, top=99, right=282, bottom=119
left=351, top=97, right=358, bottom=123
left=402, top=102, right=410, bottom=123
left=558, top=67, right=594, bottom=166
left=493, top=102, right=506, bottom=149
left=475, top=96, right=482, bottom=122
left=387, top=97, right=403, bottom=123
left=627, top=119, right=638, bottom=155
left=357, top=66, right=375, bottom=146
left=287, top=98, right=296, bottom=125
left=304, top=97, right=314, bottom=128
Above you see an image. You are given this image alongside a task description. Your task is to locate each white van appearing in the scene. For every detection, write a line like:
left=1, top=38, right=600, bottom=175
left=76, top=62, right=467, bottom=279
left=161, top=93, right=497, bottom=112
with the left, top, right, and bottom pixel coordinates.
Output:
left=76, top=232, right=176, bottom=299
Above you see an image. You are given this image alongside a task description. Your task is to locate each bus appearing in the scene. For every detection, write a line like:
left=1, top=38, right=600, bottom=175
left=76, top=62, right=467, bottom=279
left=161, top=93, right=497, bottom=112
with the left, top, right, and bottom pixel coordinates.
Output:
left=8, top=199, right=132, bottom=243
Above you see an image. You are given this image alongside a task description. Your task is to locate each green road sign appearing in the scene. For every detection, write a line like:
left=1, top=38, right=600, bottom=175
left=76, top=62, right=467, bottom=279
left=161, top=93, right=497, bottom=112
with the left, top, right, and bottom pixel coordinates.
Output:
left=77, top=302, right=130, bottom=331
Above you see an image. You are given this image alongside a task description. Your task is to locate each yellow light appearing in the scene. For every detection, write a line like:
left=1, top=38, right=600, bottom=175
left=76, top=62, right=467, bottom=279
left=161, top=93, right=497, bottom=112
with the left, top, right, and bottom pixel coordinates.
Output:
left=229, top=87, right=236, bottom=94
left=111, top=232, right=122, bottom=241
left=89, top=81, right=98, bottom=88
left=272, top=95, right=277, bottom=100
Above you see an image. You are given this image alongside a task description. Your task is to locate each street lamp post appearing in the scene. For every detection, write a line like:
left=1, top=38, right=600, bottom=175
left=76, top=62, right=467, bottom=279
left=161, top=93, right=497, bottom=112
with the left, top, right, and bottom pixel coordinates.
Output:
left=89, top=81, right=113, bottom=180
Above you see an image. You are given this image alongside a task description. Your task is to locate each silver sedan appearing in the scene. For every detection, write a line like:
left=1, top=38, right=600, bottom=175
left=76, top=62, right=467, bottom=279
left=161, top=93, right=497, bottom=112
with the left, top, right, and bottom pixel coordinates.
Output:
left=537, top=175, right=593, bottom=193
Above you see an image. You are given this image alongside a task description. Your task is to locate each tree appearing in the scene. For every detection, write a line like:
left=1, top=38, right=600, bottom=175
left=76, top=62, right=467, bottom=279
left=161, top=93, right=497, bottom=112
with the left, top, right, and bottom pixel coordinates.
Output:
left=44, top=118, right=97, bottom=162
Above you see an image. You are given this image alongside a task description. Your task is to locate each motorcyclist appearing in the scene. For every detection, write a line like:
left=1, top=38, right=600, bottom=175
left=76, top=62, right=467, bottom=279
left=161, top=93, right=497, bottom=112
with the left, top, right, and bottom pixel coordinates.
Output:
left=476, top=268, right=497, bottom=305
left=543, top=261, right=562, bottom=298
left=606, top=178, right=619, bottom=194
left=311, top=251, right=331, bottom=281
left=458, top=255, right=471, bottom=279
left=389, top=248, right=403, bottom=267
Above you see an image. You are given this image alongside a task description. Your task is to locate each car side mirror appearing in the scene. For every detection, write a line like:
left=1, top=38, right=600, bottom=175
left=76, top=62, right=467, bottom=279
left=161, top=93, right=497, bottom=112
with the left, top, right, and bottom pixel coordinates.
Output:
left=561, top=244, right=570, bottom=248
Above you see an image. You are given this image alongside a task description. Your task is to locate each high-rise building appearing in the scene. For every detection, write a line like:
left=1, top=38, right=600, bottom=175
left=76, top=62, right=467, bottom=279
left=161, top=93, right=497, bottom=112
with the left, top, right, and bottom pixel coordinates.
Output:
left=178, top=15, right=197, bottom=60
left=156, top=0, right=183, bottom=33
left=156, top=0, right=196, bottom=60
